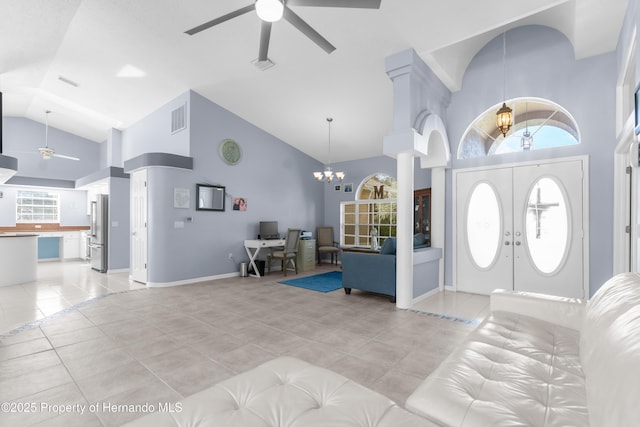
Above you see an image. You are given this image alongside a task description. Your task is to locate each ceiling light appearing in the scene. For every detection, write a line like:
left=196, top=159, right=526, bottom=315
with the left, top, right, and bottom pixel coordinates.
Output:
left=521, top=100, right=533, bottom=150
left=255, top=0, right=284, bottom=22
left=314, top=118, right=344, bottom=184
left=496, top=32, right=513, bottom=137
left=117, top=64, right=146, bottom=78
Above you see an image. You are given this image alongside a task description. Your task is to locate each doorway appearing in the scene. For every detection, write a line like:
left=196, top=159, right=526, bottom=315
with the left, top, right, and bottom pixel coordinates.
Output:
left=454, top=158, right=587, bottom=298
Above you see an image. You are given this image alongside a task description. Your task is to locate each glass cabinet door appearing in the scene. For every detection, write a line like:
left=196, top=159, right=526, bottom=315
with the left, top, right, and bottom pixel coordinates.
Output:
left=414, top=188, right=431, bottom=246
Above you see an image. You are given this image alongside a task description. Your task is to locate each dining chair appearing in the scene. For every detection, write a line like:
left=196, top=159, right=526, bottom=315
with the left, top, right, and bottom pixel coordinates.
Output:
left=316, top=226, right=340, bottom=264
left=267, top=228, right=301, bottom=276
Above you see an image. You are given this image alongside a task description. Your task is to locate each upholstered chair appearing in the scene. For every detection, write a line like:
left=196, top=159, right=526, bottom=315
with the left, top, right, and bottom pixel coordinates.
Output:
left=267, top=228, right=301, bottom=276
left=316, top=226, right=340, bottom=264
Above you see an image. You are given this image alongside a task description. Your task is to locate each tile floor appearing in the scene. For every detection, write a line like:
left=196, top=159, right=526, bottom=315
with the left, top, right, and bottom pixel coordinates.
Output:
left=0, top=261, right=487, bottom=426
left=412, top=289, right=490, bottom=324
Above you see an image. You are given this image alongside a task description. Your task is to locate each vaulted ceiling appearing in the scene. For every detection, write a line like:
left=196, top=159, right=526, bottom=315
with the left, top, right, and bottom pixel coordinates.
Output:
left=0, top=0, right=628, bottom=163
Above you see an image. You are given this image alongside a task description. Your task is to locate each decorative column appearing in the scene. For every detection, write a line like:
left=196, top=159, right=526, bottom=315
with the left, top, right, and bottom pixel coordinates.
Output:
left=384, top=49, right=452, bottom=307
left=396, top=151, right=414, bottom=308
left=431, top=167, right=446, bottom=289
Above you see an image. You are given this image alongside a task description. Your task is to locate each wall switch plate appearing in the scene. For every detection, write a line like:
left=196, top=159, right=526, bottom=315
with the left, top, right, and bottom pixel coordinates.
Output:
left=174, top=221, right=184, bottom=229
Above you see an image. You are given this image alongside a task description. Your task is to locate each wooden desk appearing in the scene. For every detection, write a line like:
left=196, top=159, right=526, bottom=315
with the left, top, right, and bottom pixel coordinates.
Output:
left=243, top=239, right=285, bottom=277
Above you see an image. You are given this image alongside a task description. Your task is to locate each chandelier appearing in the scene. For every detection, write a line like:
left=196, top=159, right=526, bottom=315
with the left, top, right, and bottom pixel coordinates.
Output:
left=496, top=32, right=513, bottom=137
left=313, top=118, right=344, bottom=183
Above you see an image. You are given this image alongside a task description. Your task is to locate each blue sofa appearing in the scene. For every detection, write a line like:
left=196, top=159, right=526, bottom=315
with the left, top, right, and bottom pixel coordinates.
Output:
left=341, top=234, right=429, bottom=303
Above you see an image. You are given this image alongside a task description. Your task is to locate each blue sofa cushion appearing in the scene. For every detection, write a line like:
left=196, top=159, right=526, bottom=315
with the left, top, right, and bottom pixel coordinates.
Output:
left=379, top=237, right=396, bottom=255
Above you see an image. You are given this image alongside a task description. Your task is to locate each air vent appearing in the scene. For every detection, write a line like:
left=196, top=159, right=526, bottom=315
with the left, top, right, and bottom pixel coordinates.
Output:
left=171, top=104, right=187, bottom=134
left=252, top=58, right=275, bottom=71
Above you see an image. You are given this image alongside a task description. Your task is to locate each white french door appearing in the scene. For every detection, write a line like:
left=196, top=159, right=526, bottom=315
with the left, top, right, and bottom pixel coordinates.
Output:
left=455, top=159, right=586, bottom=298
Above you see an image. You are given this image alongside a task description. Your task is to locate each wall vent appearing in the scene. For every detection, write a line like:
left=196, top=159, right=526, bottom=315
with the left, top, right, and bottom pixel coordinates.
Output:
left=171, top=104, right=187, bottom=134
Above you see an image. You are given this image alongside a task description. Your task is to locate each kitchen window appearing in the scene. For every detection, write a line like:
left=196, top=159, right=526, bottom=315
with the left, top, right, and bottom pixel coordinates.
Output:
left=16, top=190, right=60, bottom=223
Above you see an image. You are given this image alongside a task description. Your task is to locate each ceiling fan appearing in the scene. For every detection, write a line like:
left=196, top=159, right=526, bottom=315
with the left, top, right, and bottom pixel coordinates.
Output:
left=185, top=0, right=382, bottom=61
left=38, top=110, right=80, bottom=161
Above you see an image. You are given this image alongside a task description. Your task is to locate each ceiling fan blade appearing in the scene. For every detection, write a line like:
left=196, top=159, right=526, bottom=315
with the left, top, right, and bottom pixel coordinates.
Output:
left=258, top=21, right=272, bottom=61
left=283, top=7, right=335, bottom=54
left=286, top=0, right=381, bottom=8
left=185, top=4, right=255, bottom=35
left=53, top=153, right=80, bottom=161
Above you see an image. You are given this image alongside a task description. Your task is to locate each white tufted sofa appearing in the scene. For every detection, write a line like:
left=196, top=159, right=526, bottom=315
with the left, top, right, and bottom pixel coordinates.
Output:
left=124, top=356, right=435, bottom=426
left=127, top=273, right=640, bottom=427
left=406, top=272, right=640, bottom=426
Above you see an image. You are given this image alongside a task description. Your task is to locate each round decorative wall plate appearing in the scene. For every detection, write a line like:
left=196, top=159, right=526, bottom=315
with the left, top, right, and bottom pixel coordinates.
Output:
left=219, top=139, right=242, bottom=165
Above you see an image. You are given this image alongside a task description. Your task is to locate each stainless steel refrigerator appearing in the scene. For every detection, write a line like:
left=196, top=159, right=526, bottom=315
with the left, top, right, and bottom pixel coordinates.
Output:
left=90, top=194, right=108, bottom=272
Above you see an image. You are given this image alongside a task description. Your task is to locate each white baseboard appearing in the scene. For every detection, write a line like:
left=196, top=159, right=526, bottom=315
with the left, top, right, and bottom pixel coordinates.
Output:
left=411, top=287, right=440, bottom=305
left=144, top=271, right=240, bottom=288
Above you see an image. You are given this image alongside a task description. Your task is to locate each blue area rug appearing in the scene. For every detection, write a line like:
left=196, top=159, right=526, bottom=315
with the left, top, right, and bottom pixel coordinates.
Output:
left=279, top=271, right=342, bottom=293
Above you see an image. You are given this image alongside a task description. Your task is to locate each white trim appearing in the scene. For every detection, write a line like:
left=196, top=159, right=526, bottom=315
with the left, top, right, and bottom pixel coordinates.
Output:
left=145, top=272, right=240, bottom=288
left=613, top=24, right=637, bottom=274
left=410, top=286, right=440, bottom=306
left=615, top=26, right=636, bottom=136
left=452, top=155, right=589, bottom=298
left=107, top=268, right=129, bottom=274
left=613, top=117, right=636, bottom=274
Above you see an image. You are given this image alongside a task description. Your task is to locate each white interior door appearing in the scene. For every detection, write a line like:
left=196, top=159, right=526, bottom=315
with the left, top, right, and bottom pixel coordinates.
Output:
left=455, top=159, right=586, bottom=298
left=131, top=169, right=148, bottom=284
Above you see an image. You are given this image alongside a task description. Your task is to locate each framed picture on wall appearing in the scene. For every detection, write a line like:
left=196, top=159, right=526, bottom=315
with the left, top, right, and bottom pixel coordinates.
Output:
left=344, top=183, right=353, bottom=193
left=174, top=188, right=190, bottom=209
left=334, top=185, right=341, bottom=192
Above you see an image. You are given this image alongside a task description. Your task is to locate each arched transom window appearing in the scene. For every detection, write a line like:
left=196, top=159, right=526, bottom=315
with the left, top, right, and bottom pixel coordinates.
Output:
left=458, top=98, right=579, bottom=159
left=356, top=173, right=398, bottom=200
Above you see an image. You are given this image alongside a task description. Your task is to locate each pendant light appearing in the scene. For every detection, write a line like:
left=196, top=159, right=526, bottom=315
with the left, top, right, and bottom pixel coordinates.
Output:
left=521, top=100, right=533, bottom=150
left=313, top=118, right=344, bottom=183
left=496, top=32, right=513, bottom=137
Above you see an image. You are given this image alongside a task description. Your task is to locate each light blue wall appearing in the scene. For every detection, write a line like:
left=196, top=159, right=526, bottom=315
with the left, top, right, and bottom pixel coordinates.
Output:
left=445, top=25, right=617, bottom=296
left=0, top=185, right=88, bottom=227
left=122, top=92, right=190, bottom=160
left=108, top=176, right=130, bottom=270
left=128, top=90, right=325, bottom=283
left=3, top=117, right=100, bottom=180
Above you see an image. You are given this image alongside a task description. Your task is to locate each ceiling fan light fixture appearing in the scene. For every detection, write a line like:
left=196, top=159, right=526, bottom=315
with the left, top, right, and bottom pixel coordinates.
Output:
left=255, top=0, right=284, bottom=22
left=38, top=147, right=54, bottom=160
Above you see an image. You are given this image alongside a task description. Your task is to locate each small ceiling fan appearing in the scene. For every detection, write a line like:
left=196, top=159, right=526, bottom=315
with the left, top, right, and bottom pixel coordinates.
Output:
left=185, top=0, right=382, bottom=61
left=39, top=110, right=80, bottom=161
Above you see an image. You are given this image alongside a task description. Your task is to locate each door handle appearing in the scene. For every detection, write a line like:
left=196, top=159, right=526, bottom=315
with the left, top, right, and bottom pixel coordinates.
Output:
left=515, top=241, right=521, bottom=246
left=505, top=241, right=511, bottom=246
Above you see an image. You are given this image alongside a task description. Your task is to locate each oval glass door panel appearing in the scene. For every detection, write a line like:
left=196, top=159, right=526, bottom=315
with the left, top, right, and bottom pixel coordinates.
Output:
left=525, top=177, right=569, bottom=274
left=466, top=183, right=501, bottom=269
